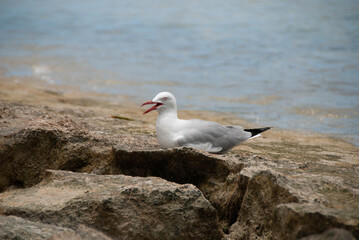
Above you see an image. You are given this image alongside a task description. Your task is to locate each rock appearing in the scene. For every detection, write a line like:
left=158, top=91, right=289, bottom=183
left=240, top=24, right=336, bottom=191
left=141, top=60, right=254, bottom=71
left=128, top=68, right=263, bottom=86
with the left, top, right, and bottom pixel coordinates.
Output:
left=113, top=146, right=237, bottom=186
left=0, top=215, right=72, bottom=240
left=49, top=225, right=112, bottom=240
left=272, top=203, right=359, bottom=239
left=0, top=102, right=156, bottom=192
left=113, top=146, right=246, bottom=231
left=0, top=103, right=111, bottom=192
left=0, top=170, right=222, bottom=240
left=0, top=215, right=110, bottom=240
left=225, top=169, right=299, bottom=239
left=1, top=102, right=358, bottom=240
left=299, top=228, right=356, bottom=240
left=113, top=148, right=359, bottom=239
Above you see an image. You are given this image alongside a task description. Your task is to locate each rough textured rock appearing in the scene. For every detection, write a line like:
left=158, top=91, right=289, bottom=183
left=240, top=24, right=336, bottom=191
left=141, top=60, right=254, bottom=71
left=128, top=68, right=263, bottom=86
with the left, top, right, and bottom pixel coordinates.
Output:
left=113, top=146, right=245, bottom=231
left=299, top=228, right=356, bottom=240
left=0, top=96, right=358, bottom=239
left=225, top=169, right=298, bottom=239
left=272, top=203, right=359, bottom=239
left=49, top=225, right=113, bottom=240
left=0, top=215, right=111, bottom=240
left=0, top=102, right=157, bottom=192
left=0, top=215, right=72, bottom=240
left=113, top=147, right=359, bottom=239
left=0, top=103, right=109, bottom=191
left=0, top=170, right=222, bottom=240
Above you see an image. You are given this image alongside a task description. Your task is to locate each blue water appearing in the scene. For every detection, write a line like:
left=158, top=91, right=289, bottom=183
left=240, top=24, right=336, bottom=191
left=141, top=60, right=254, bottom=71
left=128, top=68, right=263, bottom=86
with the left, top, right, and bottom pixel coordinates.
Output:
left=1, top=0, right=359, bottom=144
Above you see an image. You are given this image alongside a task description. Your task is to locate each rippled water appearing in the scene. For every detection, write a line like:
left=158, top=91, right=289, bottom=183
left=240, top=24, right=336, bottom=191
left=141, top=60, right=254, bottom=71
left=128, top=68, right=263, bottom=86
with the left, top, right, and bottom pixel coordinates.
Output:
left=1, top=0, right=359, bottom=144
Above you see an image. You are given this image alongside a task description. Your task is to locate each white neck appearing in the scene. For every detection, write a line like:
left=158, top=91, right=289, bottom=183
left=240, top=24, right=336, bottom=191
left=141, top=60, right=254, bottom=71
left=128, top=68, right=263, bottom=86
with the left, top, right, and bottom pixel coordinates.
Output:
left=157, top=107, right=178, bottom=120
left=155, top=105, right=180, bottom=148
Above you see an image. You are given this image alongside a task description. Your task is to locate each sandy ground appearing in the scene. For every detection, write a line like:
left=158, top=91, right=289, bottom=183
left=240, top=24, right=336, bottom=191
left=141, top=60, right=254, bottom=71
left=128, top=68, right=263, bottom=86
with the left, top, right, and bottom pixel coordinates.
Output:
left=1, top=75, right=358, bottom=168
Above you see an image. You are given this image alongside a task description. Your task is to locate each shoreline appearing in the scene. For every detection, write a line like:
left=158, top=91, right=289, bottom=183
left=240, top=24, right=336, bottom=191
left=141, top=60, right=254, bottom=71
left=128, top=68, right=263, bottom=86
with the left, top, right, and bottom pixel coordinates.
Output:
left=1, top=75, right=358, bottom=165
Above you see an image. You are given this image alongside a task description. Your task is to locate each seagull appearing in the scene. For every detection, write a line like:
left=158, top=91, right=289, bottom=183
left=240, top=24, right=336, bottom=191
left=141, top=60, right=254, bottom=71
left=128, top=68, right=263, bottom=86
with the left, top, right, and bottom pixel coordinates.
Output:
left=141, top=92, right=270, bottom=154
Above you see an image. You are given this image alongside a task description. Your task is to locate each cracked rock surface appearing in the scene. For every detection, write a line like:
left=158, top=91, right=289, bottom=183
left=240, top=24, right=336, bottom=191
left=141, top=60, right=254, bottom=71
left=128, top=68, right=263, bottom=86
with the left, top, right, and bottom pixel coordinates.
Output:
left=0, top=79, right=358, bottom=239
left=0, top=170, right=221, bottom=240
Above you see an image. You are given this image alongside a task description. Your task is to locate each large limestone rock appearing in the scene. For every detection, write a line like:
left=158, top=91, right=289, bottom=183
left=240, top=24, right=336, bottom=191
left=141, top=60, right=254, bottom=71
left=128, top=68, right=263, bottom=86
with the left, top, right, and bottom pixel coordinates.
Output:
left=0, top=170, right=222, bottom=240
left=300, top=228, right=356, bottom=240
left=0, top=215, right=111, bottom=240
left=1, top=102, right=358, bottom=239
left=112, top=146, right=244, bottom=231
left=0, top=215, right=74, bottom=240
left=113, top=148, right=359, bottom=239
left=0, top=102, right=158, bottom=192
left=0, top=103, right=110, bottom=192
left=272, top=203, right=359, bottom=239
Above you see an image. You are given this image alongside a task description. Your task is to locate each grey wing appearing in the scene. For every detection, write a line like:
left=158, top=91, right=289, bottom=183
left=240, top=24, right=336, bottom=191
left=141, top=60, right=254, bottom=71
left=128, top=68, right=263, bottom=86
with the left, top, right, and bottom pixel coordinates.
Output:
left=176, top=120, right=251, bottom=153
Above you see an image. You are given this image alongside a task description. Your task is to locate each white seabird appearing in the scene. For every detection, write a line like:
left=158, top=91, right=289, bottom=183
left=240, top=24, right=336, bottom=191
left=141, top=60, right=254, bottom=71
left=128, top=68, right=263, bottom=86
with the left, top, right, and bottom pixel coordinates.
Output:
left=141, top=92, right=270, bottom=154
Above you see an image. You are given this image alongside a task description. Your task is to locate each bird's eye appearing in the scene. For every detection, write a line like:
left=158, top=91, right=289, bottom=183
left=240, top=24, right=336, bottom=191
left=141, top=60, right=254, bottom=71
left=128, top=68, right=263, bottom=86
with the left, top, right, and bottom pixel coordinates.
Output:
left=163, top=97, right=168, bottom=101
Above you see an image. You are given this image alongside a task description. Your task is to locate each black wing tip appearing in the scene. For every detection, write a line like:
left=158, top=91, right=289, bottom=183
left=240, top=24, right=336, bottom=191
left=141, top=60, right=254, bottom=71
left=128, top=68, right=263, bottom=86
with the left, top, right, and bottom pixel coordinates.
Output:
left=244, top=127, right=271, bottom=137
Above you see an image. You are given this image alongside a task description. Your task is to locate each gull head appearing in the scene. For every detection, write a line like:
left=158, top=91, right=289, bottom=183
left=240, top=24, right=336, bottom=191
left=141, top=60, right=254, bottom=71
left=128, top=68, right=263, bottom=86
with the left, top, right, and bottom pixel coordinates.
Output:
left=141, top=92, right=177, bottom=114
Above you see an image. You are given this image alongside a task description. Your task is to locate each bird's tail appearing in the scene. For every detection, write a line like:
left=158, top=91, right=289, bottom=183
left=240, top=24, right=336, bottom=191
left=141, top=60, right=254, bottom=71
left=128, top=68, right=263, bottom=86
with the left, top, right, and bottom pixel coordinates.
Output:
left=244, top=127, right=271, bottom=139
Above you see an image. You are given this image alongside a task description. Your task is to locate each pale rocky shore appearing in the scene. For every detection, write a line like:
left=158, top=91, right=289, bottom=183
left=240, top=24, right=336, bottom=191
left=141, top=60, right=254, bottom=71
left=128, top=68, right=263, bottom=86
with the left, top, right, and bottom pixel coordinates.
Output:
left=0, top=76, right=358, bottom=240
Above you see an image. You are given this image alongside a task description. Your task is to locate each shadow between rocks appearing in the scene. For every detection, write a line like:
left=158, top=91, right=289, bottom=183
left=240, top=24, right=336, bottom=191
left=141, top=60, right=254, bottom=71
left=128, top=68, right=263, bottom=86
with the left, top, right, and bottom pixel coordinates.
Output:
left=111, top=146, right=288, bottom=233
left=111, top=146, right=359, bottom=239
left=112, top=146, right=235, bottom=185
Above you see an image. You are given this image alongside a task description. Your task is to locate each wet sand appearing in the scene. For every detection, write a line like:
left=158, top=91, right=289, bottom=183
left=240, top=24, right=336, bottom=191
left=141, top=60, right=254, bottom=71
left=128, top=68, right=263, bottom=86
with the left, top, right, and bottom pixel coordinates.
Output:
left=1, top=75, right=358, bottom=168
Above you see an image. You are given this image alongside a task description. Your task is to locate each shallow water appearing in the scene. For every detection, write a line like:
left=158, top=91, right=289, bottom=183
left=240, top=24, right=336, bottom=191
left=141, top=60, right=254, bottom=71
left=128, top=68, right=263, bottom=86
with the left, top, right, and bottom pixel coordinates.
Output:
left=1, top=0, right=359, bottom=144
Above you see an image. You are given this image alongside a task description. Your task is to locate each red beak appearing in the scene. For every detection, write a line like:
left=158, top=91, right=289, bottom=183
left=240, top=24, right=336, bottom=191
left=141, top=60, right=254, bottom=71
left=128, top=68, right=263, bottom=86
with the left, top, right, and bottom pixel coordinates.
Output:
left=141, top=101, right=163, bottom=114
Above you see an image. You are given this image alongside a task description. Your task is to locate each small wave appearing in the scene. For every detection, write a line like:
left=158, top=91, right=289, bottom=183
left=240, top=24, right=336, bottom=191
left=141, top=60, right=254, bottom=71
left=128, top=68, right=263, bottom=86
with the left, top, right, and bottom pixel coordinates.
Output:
left=32, top=65, right=55, bottom=84
left=291, top=106, right=359, bottom=119
left=209, top=95, right=282, bottom=106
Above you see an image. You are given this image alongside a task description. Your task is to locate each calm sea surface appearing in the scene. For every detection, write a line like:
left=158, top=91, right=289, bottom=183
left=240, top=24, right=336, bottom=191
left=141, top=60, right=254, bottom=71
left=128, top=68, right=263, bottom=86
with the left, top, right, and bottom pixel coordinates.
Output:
left=1, top=0, right=359, bottom=144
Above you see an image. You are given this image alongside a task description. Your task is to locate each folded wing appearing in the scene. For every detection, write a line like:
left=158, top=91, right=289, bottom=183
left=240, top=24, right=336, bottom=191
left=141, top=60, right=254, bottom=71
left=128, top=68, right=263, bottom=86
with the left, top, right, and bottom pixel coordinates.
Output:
left=176, top=119, right=251, bottom=153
